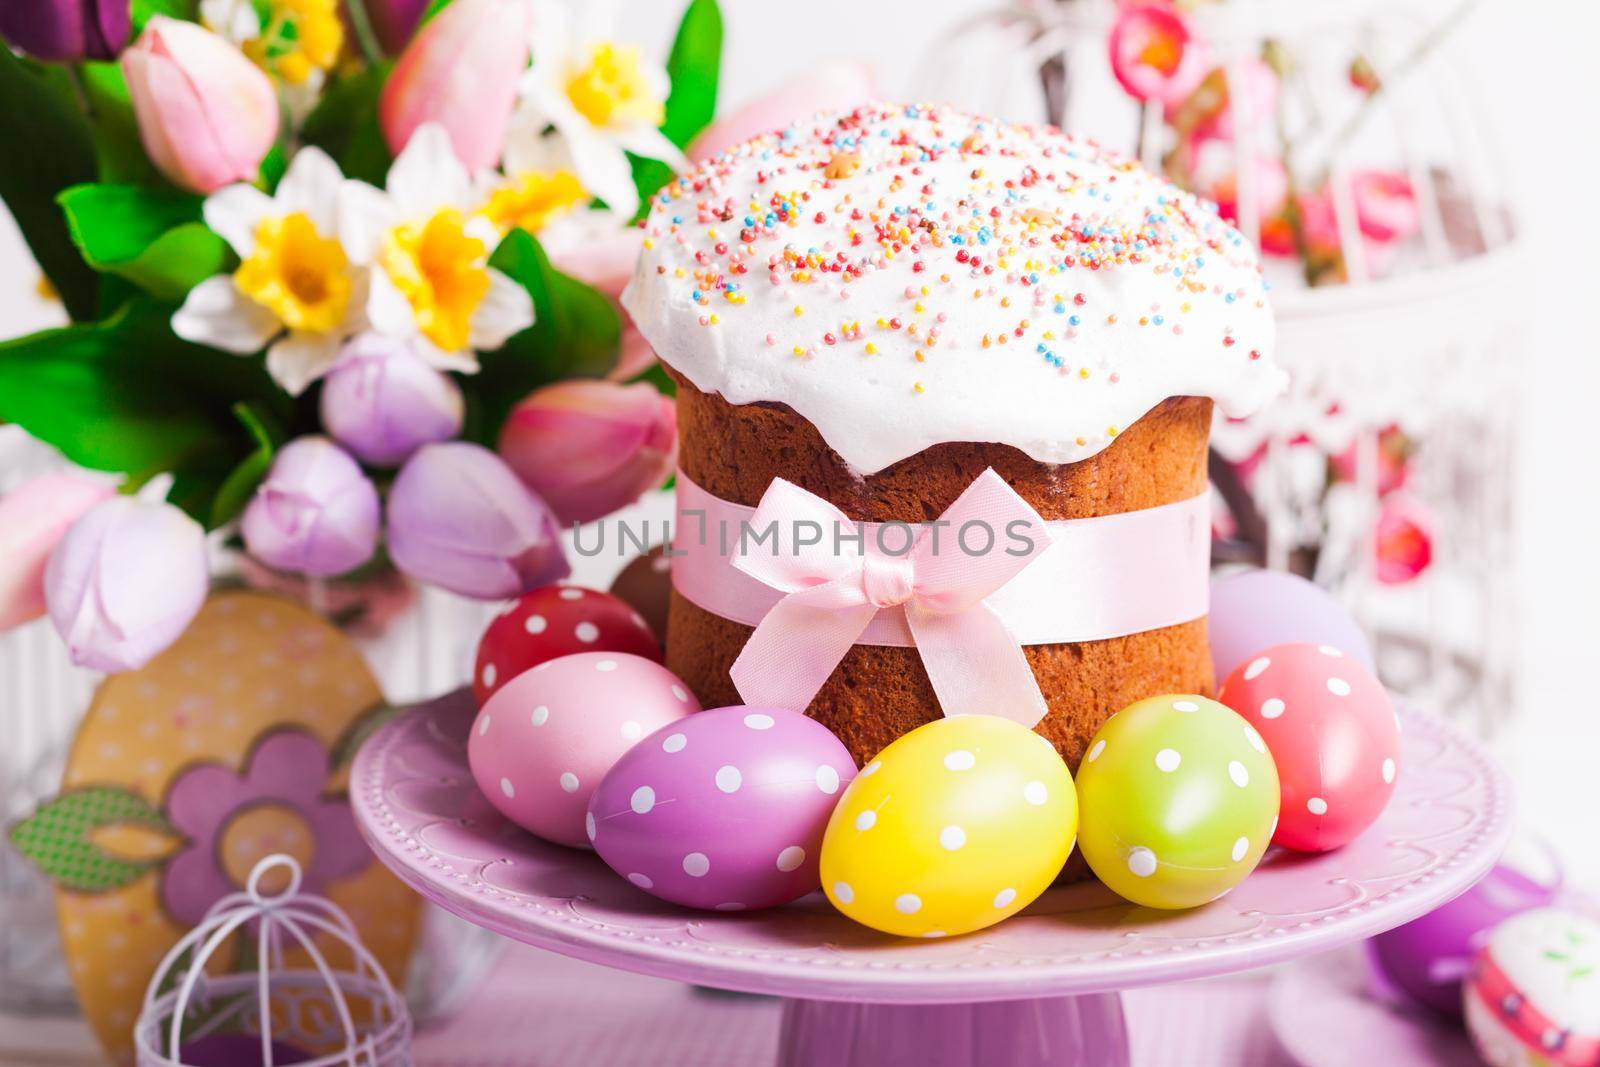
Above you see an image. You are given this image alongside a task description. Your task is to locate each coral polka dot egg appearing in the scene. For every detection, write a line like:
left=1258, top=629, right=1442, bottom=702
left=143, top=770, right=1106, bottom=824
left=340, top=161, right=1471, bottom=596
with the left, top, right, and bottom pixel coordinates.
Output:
left=468, top=652, right=698, bottom=847
left=819, top=715, right=1076, bottom=939
left=1218, top=642, right=1401, bottom=852
left=587, top=706, right=857, bottom=910
left=1075, top=695, right=1279, bottom=910
left=473, top=585, right=660, bottom=706
left=1463, top=908, right=1600, bottom=1067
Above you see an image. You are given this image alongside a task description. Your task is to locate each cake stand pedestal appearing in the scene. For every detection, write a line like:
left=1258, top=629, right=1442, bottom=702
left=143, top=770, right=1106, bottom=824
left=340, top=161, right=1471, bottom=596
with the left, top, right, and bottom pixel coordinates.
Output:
left=352, top=691, right=1511, bottom=1067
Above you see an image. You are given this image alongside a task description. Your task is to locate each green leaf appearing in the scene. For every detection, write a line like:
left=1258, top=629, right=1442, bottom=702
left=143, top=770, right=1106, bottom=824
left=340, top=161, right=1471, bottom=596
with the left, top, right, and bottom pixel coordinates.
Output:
left=207, top=401, right=283, bottom=528
left=420, top=0, right=454, bottom=23
left=470, top=229, right=621, bottom=441
left=0, top=299, right=290, bottom=486
left=633, top=361, right=676, bottom=397
left=10, top=787, right=176, bottom=893
left=302, top=64, right=394, bottom=186
left=132, top=0, right=199, bottom=32
left=0, top=50, right=101, bottom=321
left=630, top=0, right=723, bottom=212
left=78, top=62, right=164, bottom=186
left=59, top=183, right=235, bottom=300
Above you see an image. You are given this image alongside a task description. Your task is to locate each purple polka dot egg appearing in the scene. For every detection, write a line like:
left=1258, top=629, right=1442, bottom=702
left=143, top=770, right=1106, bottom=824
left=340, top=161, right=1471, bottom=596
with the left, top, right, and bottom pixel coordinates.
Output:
left=468, top=652, right=699, bottom=848
left=588, top=706, right=857, bottom=911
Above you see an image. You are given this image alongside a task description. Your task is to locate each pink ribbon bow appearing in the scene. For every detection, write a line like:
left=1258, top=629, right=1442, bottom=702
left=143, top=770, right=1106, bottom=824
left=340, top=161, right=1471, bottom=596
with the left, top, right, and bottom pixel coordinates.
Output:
left=728, top=469, right=1052, bottom=727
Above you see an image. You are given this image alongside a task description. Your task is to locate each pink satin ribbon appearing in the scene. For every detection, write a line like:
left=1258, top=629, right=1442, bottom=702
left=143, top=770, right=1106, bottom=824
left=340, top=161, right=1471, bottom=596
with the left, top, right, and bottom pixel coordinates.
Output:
left=671, top=470, right=1211, bottom=726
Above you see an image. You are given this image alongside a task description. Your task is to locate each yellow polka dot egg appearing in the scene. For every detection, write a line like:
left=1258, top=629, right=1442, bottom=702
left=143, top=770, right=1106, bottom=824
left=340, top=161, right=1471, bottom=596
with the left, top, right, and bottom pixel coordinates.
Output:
left=819, top=715, right=1077, bottom=938
left=1076, top=695, right=1280, bottom=910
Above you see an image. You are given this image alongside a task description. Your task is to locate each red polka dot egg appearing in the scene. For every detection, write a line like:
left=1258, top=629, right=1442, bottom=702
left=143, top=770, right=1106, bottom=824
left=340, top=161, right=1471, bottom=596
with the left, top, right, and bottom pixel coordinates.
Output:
left=1218, top=642, right=1401, bottom=852
left=473, top=585, right=660, bottom=706
left=588, top=706, right=857, bottom=911
left=468, top=652, right=699, bottom=847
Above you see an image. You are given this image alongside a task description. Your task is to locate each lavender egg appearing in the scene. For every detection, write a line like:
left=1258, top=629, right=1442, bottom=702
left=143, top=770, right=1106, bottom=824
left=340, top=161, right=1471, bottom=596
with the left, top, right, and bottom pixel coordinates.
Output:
left=588, top=706, right=857, bottom=911
left=1210, top=568, right=1375, bottom=681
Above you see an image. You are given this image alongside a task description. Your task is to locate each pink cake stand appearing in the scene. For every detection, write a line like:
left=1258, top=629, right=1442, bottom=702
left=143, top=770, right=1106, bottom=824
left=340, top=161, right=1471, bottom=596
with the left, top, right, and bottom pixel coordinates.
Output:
left=352, top=691, right=1511, bottom=1067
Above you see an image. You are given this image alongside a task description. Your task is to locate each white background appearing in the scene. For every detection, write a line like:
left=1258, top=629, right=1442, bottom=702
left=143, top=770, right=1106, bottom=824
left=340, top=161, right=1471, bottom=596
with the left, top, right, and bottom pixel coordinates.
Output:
left=1, top=0, right=1595, bottom=885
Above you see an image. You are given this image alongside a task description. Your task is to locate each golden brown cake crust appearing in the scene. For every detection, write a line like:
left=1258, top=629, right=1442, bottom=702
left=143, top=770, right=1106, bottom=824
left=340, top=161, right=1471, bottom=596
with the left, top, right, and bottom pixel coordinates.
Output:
left=666, top=369, right=1215, bottom=773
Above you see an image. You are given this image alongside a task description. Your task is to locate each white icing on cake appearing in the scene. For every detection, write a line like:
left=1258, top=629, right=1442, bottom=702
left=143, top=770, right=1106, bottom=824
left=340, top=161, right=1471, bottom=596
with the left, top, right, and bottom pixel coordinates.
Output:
left=623, top=103, right=1282, bottom=474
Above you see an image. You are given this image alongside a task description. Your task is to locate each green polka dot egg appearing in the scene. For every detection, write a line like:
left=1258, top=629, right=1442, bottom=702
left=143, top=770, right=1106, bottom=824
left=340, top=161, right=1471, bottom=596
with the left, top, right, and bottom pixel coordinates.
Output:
left=819, top=715, right=1077, bottom=938
left=1076, top=695, right=1280, bottom=910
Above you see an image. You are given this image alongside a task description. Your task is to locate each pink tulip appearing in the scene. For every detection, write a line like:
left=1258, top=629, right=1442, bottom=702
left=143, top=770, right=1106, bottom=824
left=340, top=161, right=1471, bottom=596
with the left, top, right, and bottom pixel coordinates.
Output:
left=45, top=497, right=209, bottom=672
left=688, top=61, right=879, bottom=163
left=241, top=437, right=381, bottom=577
left=1374, top=496, right=1434, bottom=585
left=379, top=0, right=530, bottom=171
left=386, top=442, right=569, bottom=599
left=1350, top=170, right=1420, bottom=244
left=498, top=380, right=676, bottom=526
left=120, top=17, right=279, bottom=194
left=1108, top=5, right=1210, bottom=107
left=0, top=473, right=115, bottom=632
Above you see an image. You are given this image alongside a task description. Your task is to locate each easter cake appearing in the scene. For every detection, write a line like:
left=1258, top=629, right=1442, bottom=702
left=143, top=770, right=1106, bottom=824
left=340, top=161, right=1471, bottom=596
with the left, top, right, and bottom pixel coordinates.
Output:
left=623, top=103, right=1282, bottom=771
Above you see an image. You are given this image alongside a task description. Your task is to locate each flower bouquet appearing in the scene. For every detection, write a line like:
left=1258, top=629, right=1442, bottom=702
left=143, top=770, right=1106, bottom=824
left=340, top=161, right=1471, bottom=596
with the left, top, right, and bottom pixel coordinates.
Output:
left=0, top=0, right=726, bottom=672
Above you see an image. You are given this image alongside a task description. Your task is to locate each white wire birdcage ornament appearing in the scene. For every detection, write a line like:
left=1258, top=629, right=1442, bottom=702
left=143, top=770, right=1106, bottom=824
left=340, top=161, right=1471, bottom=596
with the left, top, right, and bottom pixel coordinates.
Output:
left=133, top=854, right=412, bottom=1067
left=913, top=0, right=1524, bottom=736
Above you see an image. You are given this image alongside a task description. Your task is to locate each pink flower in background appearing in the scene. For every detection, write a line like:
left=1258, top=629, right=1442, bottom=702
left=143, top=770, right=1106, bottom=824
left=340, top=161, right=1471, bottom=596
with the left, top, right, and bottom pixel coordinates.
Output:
left=0, top=473, right=115, bottom=633
left=1108, top=5, right=1210, bottom=107
left=161, top=730, right=366, bottom=927
left=688, top=61, right=879, bottom=163
left=1331, top=426, right=1412, bottom=497
left=498, top=379, right=677, bottom=525
left=1375, top=496, right=1434, bottom=585
left=120, top=17, right=279, bottom=194
left=44, top=496, right=209, bottom=672
left=386, top=442, right=569, bottom=599
left=1181, top=60, right=1280, bottom=142
left=1196, top=143, right=1289, bottom=233
left=379, top=0, right=531, bottom=170
left=1350, top=170, right=1420, bottom=243
left=241, top=437, right=381, bottom=578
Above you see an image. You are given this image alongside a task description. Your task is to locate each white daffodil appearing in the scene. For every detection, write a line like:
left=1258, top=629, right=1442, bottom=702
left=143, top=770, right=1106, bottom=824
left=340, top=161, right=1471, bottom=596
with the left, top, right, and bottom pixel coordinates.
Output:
left=512, top=0, right=688, bottom=219
left=339, top=124, right=535, bottom=371
left=199, top=0, right=343, bottom=117
left=481, top=113, right=595, bottom=238
left=174, top=146, right=368, bottom=395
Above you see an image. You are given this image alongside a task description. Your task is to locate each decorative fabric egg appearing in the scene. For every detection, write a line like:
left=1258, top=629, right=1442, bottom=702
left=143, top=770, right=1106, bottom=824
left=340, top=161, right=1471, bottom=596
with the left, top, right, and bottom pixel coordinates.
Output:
left=1209, top=569, right=1375, bottom=682
left=1368, top=859, right=1561, bottom=1018
left=1218, top=642, right=1400, bottom=852
left=587, top=706, right=857, bottom=911
left=1075, top=695, right=1279, bottom=910
left=819, top=715, right=1076, bottom=939
left=472, top=585, right=660, bottom=706
left=468, top=652, right=698, bottom=847
left=1464, top=908, right=1600, bottom=1067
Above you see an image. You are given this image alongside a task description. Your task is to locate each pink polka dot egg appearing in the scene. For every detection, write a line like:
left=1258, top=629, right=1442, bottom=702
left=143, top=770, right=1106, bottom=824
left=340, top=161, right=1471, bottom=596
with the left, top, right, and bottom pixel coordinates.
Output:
left=588, top=706, right=857, bottom=911
left=1218, top=641, right=1401, bottom=852
left=468, top=652, right=700, bottom=848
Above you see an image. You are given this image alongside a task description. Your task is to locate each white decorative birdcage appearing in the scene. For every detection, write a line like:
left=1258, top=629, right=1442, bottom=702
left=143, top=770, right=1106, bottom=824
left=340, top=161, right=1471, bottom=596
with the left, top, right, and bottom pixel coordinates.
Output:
left=133, top=854, right=411, bottom=1067
left=914, top=0, right=1523, bottom=735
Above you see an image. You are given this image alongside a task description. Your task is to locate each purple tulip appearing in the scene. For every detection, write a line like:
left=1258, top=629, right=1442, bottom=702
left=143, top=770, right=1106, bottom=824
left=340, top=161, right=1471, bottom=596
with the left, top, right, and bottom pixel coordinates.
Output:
left=45, top=496, right=209, bottom=673
left=319, top=334, right=464, bottom=467
left=0, top=0, right=131, bottom=61
left=386, top=442, right=569, bottom=599
left=241, top=437, right=381, bottom=578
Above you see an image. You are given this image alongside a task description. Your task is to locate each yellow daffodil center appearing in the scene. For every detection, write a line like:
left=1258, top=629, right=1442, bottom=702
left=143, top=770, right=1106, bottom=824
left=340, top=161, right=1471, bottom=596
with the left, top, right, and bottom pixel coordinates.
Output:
left=378, top=210, right=491, bottom=354
left=241, top=0, right=344, bottom=85
left=235, top=211, right=352, bottom=334
left=565, top=43, right=664, bottom=129
left=482, top=170, right=589, bottom=235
